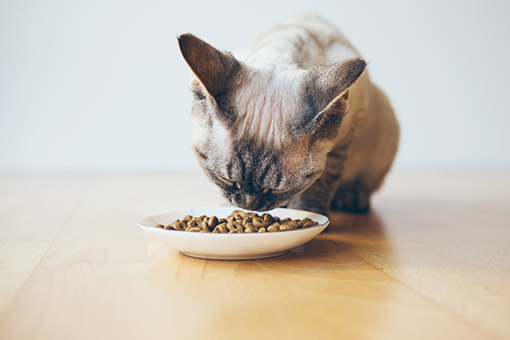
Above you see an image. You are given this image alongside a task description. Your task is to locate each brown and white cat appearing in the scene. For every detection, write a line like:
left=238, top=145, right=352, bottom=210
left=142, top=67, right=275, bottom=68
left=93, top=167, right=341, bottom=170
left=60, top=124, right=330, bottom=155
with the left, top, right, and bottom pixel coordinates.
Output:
left=178, top=13, right=399, bottom=216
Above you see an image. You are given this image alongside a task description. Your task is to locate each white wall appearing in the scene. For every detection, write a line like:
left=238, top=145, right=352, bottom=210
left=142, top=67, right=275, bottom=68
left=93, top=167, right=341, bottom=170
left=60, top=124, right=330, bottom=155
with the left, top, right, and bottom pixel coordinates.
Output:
left=1, top=0, right=509, bottom=172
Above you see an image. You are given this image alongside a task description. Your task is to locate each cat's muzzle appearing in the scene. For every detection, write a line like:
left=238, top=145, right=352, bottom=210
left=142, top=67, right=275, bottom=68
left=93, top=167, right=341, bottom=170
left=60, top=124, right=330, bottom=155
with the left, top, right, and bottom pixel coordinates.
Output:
left=233, top=195, right=270, bottom=212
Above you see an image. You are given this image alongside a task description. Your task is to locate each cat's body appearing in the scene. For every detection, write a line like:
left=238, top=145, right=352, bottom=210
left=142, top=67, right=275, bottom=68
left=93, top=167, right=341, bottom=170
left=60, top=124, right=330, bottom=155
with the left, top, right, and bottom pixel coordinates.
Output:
left=178, top=13, right=399, bottom=216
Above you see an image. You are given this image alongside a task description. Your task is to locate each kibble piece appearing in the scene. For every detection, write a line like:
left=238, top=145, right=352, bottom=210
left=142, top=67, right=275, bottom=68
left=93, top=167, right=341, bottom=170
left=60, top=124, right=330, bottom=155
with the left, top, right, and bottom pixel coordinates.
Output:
left=302, top=220, right=319, bottom=228
left=234, top=222, right=245, bottom=233
left=181, top=215, right=193, bottom=223
left=187, top=218, right=203, bottom=229
left=262, top=213, right=273, bottom=224
left=219, top=223, right=229, bottom=233
left=242, top=217, right=253, bottom=228
left=267, top=224, right=279, bottom=232
left=207, top=216, right=219, bottom=229
left=244, top=223, right=257, bottom=233
left=258, top=227, right=266, bottom=233
left=156, top=224, right=165, bottom=229
left=297, top=218, right=310, bottom=228
left=252, top=217, right=268, bottom=228
left=189, top=227, right=202, bottom=232
left=214, top=223, right=228, bottom=233
left=279, top=221, right=298, bottom=231
left=226, top=221, right=235, bottom=232
left=201, top=222, right=210, bottom=232
left=171, top=221, right=186, bottom=231
left=185, top=219, right=204, bottom=231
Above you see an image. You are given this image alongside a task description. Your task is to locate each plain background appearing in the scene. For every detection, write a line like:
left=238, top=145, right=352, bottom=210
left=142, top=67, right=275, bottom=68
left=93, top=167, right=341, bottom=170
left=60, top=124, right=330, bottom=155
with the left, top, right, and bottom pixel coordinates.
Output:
left=1, top=0, right=509, bottom=173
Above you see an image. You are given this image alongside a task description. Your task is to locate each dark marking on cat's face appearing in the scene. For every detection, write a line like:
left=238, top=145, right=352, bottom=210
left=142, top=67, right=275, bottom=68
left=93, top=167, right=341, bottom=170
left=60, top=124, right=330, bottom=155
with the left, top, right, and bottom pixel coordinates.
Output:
left=188, top=72, right=328, bottom=211
left=193, top=134, right=323, bottom=211
left=180, top=34, right=366, bottom=212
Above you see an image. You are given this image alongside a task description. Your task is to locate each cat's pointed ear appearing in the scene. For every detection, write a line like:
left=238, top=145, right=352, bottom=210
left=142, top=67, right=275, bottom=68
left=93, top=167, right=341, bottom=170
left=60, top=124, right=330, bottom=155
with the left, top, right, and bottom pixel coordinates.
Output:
left=178, top=33, right=241, bottom=99
left=299, top=58, right=366, bottom=139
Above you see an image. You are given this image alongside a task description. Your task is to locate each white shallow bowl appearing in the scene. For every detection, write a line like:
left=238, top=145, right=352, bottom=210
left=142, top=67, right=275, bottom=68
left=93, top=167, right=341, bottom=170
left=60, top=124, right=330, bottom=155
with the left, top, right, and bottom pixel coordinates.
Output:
left=138, top=206, right=329, bottom=260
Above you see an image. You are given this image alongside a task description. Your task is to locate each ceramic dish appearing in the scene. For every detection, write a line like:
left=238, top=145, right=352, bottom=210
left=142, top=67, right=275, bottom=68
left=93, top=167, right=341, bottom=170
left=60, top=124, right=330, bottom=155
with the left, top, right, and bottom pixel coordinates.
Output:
left=138, top=206, right=329, bottom=260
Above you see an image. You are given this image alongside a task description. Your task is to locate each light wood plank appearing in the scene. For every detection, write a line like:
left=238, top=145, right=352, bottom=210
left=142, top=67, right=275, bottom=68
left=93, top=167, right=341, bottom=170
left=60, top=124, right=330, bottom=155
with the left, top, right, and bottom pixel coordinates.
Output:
left=0, top=172, right=508, bottom=339
left=0, top=175, right=90, bottom=320
left=344, top=171, right=510, bottom=340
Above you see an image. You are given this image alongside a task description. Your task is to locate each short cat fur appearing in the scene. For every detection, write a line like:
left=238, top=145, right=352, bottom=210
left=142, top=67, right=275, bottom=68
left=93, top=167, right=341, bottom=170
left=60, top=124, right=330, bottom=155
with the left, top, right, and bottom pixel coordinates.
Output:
left=178, top=13, right=399, bottom=216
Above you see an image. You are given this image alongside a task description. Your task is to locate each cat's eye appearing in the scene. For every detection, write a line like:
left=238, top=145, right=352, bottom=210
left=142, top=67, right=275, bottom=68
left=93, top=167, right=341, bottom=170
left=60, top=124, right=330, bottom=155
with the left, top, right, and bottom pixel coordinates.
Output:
left=305, top=170, right=322, bottom=179
left=217, top=176, right=235, bottom=187
left=192, top=91, right=206, bottom=101
left=269, top=188, right=287, bottom=195
left=217, top=176, right=243, bottom=190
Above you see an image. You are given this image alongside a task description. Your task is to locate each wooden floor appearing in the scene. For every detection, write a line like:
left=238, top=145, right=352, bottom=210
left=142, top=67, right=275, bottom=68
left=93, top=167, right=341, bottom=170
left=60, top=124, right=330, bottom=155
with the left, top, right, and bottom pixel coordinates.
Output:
left=0, top=170, right=509, bottom=340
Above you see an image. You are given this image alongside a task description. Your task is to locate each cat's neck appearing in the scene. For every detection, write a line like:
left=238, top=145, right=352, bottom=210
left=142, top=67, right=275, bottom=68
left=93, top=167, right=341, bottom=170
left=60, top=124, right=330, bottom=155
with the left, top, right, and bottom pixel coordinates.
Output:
left=234, top=17, right=359, bottom=68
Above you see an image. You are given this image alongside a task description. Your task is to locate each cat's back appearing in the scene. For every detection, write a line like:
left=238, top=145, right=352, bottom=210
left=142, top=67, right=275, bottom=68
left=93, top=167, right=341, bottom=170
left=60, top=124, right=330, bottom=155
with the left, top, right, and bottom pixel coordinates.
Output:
left=236, top=13, right=360, bottom=68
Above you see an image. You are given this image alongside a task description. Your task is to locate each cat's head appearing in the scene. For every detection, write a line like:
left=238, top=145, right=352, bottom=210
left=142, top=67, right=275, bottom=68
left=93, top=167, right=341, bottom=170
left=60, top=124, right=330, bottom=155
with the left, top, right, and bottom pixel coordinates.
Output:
left=178, top=33, right=366, bottom=211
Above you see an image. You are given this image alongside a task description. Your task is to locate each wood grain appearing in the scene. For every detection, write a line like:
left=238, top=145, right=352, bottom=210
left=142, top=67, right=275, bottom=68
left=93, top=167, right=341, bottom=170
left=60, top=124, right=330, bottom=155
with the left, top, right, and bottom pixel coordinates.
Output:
left=0, top=175, right=92, bottom=320
left=0, top=171, right=508, bottom=340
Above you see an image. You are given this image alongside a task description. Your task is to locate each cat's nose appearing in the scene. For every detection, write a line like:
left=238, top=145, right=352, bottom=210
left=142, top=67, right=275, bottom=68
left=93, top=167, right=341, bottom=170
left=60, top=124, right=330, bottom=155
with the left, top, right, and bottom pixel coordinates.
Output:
left=238, top=195, right=263, bottom=211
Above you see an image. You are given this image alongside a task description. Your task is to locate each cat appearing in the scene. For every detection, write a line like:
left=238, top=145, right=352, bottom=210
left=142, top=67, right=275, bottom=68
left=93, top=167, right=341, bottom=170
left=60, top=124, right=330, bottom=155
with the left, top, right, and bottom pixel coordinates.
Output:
left=177, top=13, right=399, bottom=216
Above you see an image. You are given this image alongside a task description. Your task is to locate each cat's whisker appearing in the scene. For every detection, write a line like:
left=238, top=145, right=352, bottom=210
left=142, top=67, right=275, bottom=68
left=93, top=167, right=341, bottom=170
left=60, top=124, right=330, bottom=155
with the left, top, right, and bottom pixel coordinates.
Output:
left=178, top=13, right=399, bottom=215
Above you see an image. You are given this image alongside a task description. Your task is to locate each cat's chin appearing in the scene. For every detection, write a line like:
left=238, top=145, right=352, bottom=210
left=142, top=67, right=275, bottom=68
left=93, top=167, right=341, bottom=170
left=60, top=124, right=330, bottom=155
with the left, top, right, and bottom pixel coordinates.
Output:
left=235, top=203, right=275, bottom=213
left=253, top=201, right=284, bottom=212
left=225, top=198, right=289, bottom=213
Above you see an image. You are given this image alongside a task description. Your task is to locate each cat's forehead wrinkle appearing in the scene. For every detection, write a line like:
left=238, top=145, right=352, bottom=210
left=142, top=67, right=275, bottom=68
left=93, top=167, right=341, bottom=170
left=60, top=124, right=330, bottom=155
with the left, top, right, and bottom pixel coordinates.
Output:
left=231, top=65, right=306, bottom=147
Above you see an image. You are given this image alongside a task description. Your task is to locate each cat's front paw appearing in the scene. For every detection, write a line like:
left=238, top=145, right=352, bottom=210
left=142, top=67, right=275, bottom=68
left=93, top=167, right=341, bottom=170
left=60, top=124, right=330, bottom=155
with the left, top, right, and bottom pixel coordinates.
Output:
left=332, top=188, right=370, bottom=214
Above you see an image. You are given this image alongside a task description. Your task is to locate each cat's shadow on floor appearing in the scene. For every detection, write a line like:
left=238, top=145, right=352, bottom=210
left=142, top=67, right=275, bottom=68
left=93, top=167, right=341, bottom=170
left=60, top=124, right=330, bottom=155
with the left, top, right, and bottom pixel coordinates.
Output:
left=262, top=209, right=390, bottom=270
left=148, top=209, right=390, bottom=280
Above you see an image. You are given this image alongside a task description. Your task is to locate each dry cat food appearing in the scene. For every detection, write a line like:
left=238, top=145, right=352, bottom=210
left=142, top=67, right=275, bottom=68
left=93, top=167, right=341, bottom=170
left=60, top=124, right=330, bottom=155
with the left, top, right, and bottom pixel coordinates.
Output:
left=155, top=210, right=319, bottom=233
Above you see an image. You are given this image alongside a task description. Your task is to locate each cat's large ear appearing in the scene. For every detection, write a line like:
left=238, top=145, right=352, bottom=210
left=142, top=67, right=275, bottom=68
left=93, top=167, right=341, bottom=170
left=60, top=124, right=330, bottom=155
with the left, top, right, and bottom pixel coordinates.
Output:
left=298, top=58, right=366, bottom=139
left=178, top=33, right=241, bottom=99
